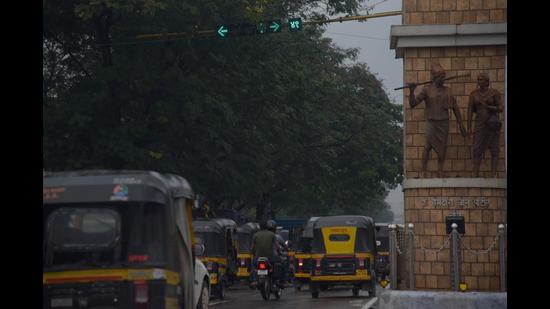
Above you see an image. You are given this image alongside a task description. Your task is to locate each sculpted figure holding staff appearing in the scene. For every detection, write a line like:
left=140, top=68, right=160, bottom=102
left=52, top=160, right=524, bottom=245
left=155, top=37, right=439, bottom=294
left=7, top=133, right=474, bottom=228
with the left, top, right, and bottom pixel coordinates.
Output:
left=408, top=63, right=467, bottom=178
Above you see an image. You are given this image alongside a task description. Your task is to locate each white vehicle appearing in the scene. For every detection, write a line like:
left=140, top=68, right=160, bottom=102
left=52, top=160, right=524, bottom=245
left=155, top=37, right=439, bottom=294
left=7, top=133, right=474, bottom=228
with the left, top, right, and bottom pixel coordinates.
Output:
left=194, top=251, right=210, bottom=308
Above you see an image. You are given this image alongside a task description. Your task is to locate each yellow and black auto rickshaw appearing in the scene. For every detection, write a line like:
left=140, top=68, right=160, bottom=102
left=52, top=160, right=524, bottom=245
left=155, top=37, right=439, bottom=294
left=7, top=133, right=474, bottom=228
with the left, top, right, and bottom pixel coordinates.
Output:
left=292, top=217, right=320, bottom=291
left=309, top=215, right=377, bottom=298
left=43, top=170, right=203, bottom=309
left=193, top=218, right=238, bottom=299
left=235, top=222, right=260, bottom=282
left=375, top=223, right=390, bottom=284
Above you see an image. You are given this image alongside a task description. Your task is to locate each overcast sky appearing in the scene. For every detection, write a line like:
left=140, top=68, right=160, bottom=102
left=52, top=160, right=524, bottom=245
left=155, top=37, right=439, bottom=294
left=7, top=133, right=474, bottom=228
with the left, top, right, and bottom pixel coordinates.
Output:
left=323, top=0, right=404, bottom=222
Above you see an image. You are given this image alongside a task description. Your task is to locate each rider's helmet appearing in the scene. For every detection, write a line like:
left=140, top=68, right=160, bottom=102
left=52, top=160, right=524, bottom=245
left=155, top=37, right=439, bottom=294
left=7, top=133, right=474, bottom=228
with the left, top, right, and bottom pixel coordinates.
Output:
left=266, top=220, right=277, bottom=232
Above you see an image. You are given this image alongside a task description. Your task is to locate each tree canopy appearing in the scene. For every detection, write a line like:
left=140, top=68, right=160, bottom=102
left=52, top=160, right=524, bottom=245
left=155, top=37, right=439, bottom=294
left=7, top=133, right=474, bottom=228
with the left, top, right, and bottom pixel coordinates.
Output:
left=43, top=0, right=403, bottom=222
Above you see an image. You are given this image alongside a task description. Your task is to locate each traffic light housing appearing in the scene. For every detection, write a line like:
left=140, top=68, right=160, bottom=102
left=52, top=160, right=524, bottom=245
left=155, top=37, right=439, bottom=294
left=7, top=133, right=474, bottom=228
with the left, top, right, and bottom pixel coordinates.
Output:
left=288, top=18, right=303, bottom=31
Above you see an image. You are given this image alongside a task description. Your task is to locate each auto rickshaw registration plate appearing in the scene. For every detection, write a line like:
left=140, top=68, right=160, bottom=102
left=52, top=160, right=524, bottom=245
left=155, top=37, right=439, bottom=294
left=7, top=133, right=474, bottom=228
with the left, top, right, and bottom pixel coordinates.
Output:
left=258, top=269, right=268, bottom=275
left=51, top=298, right=72, bottom=307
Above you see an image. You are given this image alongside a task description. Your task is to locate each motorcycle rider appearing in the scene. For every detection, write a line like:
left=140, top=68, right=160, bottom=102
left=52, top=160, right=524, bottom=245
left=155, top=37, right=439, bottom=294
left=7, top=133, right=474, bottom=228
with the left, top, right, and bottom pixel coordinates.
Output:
left=250, top=220, right=279, bottom=287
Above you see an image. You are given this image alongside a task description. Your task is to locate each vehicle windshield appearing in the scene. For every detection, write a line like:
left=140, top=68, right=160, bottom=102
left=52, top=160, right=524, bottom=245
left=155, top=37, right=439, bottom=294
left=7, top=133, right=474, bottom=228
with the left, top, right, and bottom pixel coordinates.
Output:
left=43, top=202, right=166, bottom=270
left=48, top=208, right=120, bottom=251
left=311, top=227, right=373, bottom=253
left=376, top=228, right=390, bottom=252
left=194, top=232, right=225, bottom=257
left=296, top=237, right=313, bottom=253
left=236, top=232, right=252, bottom=253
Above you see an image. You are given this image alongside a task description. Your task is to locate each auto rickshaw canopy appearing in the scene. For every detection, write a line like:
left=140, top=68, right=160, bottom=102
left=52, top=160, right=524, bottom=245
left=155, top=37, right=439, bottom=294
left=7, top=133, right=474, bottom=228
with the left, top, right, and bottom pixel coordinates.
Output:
left=236, top=222, right=260, bottom=254
left=43, top=170, right=194, bottom=205
left=311, top=215, right=377, bottom=254
left=193, top=218, right=237, bottom=257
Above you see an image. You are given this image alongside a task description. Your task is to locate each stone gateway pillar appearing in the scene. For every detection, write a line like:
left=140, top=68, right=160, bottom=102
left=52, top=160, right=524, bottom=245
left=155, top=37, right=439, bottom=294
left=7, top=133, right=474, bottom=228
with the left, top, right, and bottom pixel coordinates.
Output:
left=390, top=0, right=506, bottom=291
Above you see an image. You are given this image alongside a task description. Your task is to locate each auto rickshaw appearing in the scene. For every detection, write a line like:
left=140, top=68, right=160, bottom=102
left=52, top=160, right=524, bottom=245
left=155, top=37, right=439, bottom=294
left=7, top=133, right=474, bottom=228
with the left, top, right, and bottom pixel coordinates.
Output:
left=292, top=217, right=320, bottom=291
left=193, top=218, right=238, bottom=299
left=235, top=222, right=260, bottom=282
left=309, top=215, right=377, bottom=298
left=43, top=170, right=205, bottom=309
left=375, top=223, right=390, bottom=284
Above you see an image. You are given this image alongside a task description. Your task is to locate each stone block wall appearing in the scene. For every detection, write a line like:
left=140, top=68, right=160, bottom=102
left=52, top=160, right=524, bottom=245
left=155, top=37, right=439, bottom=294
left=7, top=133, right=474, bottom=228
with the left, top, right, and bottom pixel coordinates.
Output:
left=403, top=0, right=507, bottom=25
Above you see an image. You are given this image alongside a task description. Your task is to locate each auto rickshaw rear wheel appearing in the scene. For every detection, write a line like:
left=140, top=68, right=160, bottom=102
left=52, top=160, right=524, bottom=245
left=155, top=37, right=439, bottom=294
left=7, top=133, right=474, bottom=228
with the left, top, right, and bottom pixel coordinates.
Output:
left=217, top=279, right=225, bottom=299
left=352, top=287, right=360, bottom=296
left=369, top=277, right=377, bottom=297
left=311, top=291, right=319, bottom=298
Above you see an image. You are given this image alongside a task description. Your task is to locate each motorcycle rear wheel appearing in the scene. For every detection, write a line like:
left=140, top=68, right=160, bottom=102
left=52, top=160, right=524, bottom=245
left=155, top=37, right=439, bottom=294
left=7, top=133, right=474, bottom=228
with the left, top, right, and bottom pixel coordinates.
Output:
left=259, top=281, right=270, bottom=300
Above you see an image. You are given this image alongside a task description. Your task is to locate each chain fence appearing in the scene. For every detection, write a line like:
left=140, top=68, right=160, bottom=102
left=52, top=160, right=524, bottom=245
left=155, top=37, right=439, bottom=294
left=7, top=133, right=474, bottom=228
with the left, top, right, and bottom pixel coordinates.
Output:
left=388, top=223, right=506, bottom=292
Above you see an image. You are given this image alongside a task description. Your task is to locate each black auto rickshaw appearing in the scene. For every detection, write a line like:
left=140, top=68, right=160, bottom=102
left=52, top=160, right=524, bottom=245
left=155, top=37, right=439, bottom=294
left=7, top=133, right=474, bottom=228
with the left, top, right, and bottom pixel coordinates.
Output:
left=375, top=223, right=390, bottom=284
left=193, top=218, right=238, bottom=299
left=235, top=222, right=260, bottom=282
left=43, top=170, right=201, bottom=309
left=292, top=217, right=320, bottom=291
left=309, top=215, right=377, bottom=298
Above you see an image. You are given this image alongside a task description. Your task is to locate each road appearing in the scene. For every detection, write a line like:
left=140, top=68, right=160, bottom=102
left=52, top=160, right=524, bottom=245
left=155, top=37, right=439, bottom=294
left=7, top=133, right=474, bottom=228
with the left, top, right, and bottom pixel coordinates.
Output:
left=209, top=283, right=383, bottom=309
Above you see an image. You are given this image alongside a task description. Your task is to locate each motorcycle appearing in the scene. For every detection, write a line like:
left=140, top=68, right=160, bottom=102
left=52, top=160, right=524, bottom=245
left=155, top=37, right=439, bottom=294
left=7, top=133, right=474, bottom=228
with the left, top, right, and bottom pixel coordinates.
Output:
left=256, top=257, right=282, bottom=300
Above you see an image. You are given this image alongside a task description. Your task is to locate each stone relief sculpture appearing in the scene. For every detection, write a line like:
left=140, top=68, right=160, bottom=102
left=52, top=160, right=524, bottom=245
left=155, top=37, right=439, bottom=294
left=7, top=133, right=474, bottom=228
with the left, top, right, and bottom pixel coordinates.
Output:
left=467, top=72, right=504, bottom=177
left=408, top=63, right=467, bottom=178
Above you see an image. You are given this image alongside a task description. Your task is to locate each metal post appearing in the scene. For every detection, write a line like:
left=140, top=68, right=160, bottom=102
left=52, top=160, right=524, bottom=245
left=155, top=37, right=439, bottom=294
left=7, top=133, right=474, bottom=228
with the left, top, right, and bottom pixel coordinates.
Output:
left=389, top=224, right=398, bottom=289
left=451, top=223, right=460, bottom=291
left=498, top=224, right=506, bottom=292
left=408, top=223, right=415, bottom=290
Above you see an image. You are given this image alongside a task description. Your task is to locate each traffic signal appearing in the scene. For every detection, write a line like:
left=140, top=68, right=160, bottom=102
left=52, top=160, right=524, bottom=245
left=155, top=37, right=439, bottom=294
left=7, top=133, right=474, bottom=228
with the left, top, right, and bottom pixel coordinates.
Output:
left=216, top=18, right=302, bottom=38
left=288, top=18, right=303, bottom=31
left=216, top=25, right=230, bottom=38
left=267, top=20, right=282, bottom=33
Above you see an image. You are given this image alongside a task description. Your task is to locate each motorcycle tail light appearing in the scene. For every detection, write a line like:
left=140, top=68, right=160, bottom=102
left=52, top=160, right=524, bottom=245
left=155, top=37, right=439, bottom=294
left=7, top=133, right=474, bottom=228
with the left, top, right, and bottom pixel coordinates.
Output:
left=259, top=262, right=266, bottom=270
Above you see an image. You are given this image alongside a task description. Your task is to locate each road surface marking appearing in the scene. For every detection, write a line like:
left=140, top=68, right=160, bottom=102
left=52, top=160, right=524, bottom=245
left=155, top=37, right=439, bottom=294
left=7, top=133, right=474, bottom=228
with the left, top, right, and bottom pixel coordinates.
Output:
left=361, top=297, right=378, bottom=309
left=209, top=300, right=230, bottom=306
left=350, top=299, right=366, bottom=307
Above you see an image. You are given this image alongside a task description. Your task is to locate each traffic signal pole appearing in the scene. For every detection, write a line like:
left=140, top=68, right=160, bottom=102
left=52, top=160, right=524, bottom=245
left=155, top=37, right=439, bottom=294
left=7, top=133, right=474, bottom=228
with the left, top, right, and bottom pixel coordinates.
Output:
left=135, top=10, right=402, bottom=40
left=304, top=10, right=402, bottom=25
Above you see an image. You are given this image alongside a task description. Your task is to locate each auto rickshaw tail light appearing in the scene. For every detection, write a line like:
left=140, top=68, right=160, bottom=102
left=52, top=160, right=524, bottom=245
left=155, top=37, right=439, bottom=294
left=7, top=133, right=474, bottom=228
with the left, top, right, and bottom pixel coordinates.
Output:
left=298, top=259, right=304, bottom=268
left=207, top=261, right=213, bottom=271
left=315, top=259, right=321, bottom=269
left=134, top=281, right=149, bottom=305
left=128, top=254, right=149, bottom=263
left=358, top=258, right=365, bottom=268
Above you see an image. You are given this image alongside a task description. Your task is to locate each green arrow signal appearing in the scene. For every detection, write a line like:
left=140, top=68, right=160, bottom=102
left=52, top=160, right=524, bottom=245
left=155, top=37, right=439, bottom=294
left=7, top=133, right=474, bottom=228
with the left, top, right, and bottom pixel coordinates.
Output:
left=269, top=21, right=280, bottom=32
left=217, top=25, right=228, bottom=37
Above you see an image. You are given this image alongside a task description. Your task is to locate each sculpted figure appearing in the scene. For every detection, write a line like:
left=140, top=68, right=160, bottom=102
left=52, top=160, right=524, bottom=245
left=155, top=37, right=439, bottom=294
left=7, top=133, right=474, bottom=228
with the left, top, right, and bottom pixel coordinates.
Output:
left=467, top=72, right=504, bottom=177
left=408, top=63, right=467, bottom=178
